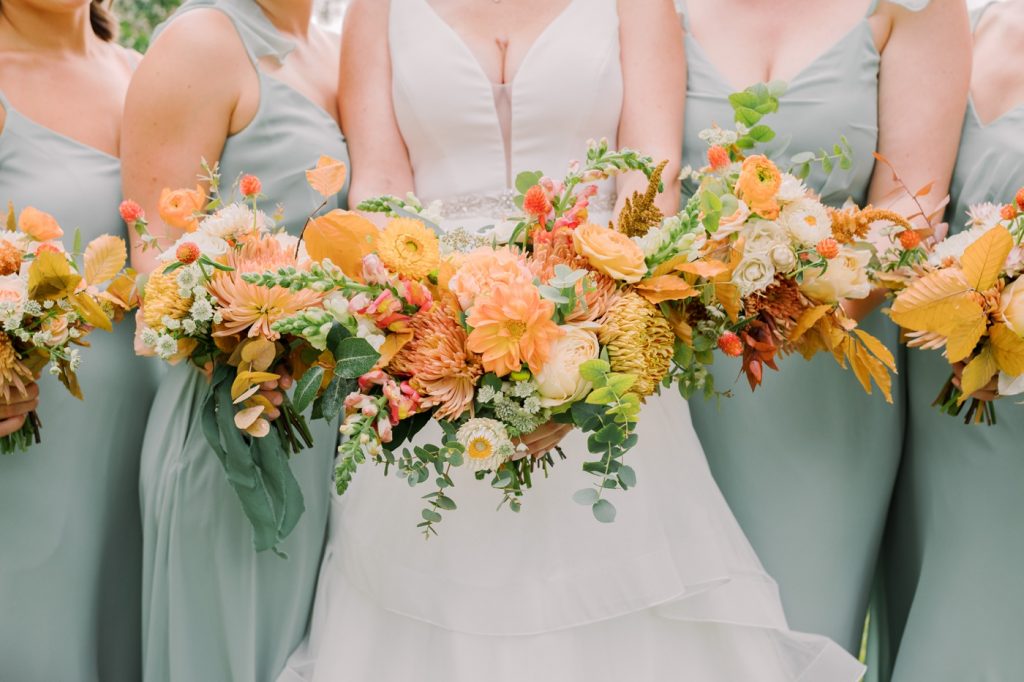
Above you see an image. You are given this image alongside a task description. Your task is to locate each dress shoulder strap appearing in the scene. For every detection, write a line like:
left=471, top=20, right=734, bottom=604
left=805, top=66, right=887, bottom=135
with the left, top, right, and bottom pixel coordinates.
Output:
left=153, top=0, right=295, bottom=68
left=676, top=0, right=691, bottom=30
left=868, top=0, right=932, bottom=16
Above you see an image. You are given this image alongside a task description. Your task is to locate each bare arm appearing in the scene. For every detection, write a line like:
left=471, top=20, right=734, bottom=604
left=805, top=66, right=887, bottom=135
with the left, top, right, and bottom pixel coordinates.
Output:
left=616, top=0, right=685, bottom=216
left=120, top=9, right=254, bottom=274
left=339, top=0, right=415, bottom=208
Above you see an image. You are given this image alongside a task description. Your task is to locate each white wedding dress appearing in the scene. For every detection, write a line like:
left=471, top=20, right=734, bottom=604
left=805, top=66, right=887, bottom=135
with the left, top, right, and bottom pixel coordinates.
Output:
left=280, top=0, right=865, bottom=680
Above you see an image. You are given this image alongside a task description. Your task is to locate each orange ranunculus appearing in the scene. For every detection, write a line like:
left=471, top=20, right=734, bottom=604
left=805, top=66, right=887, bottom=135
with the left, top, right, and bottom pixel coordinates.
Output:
left=573, top=222, right=647, bottom=283
left=466, top=284, right=562, bottom=377
left=158, top=185, right=206, bottom=233
left=736, top=155, right=782, bottom=219
left=448, top=247, right=533, bottom=311
left=18, top=206, right=64, bottom=241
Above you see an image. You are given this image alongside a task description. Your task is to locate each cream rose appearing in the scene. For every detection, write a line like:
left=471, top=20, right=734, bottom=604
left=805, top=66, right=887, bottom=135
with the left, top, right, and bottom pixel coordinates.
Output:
left=732, top=256, right=776, bottom=296
left=800, top=246, right=871, bottom=302
left=769, top=244, right=798, bottom=272
left=1000, top=276, right=1024, bottom=335
left=780, top=197, right=831, bottom=247
left=534, top=324, right=600, bottom=407
left=573, top=222, right=647, bottom=283
left=714, top=199, right=751, bottom=239
left=742, top=220, right=787, bottom=255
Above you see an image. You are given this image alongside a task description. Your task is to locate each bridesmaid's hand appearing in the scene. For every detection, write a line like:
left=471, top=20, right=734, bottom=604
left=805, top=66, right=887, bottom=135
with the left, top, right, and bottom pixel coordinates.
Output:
left=257, top=368, right=293, bottom=421
left=514, top=422, right=572, bottom=459
left=952, top=361, right=999, bottom=402
left=0, top=383, right=39, bottom=437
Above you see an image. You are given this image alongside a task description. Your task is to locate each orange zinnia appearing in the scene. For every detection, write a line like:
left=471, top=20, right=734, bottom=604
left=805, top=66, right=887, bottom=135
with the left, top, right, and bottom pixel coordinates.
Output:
left=736, top=155, right=782, bottom=219
left=466, top=284, right=562, bottom=377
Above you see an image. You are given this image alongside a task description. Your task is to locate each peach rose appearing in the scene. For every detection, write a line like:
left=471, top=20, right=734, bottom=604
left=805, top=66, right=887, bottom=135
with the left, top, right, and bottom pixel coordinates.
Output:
left=41, top=314, right=70, bottom=345
left=573, top=222, right=647, bottom=283
left=158, top=186, right=206, bottom=233
left=736, top=155, right=782, bottom=220
left=1000, top=277, right=1024, bottom=336
left=18, top=206, right=64, bottom=242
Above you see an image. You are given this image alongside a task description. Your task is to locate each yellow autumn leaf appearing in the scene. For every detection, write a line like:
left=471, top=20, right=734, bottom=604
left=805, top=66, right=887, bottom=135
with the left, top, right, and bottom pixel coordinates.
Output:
left=847, top=342, right=873, bottom=395
left=72, top=292, right=112, bottom=332
left=305, top=210, right=378, bottom=278
left=789, top=304, right=833, bottom=342
left=852, top=328, right=897, bottom=373
left=28, top=250, right=82, bottom=301
left=860, top=345, right=894, bottom=403
left=634, top=275, right=699, bottom=304
left=230, top=370, right=280, bottom=401
left=84, top=234, right=127, bottom=286
left=961, top=225, right=1013, bottom=292
left=100, top=270, right=140, bottom=311
left=377, top=331, right=412, bottom=368
left=239, top=337, right=278, bottom=372
left=305, top=156, right=348, bottom=198
left=989, top=323, right=1024, bottom=376
left=234, top=404, right=265, bottom=430
left=713, top=280, right=741, bottom=322
left=675, top=259, right=730, bottom=279
left=959, top=347, right=998, bottom=404
left=890, top=268, right=981, bottom=336
left=945, top=315, right=988, bottom=364
left=651, top=253, right=692, bottom=278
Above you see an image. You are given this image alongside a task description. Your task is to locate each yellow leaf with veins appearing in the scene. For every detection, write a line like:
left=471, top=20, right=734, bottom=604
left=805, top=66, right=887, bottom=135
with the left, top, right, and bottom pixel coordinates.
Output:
left=890, top=269, right=981, bottom=335
left=990, top=323, right=1024, bottom=376
left=72, top=292, right=112, bottom=332
left=961, top=225, right=1012, bottom=292
left=84, top=234, right=127, bottom=286
left=945, top=315, right=987, bottom=364
left=305, top=210, right=378, bottom=278
left=853, top=328, right=897, bottom=372
left=959, top=347, right=998, bottom=404
left=634, top=275, right=699, bottom=304
left=789, top=304, right=832, bottom=342
left=239, top=337, right=278, bottom=372
left=305, top=156, right=348, bottom=198
left=28, top=250, right=81, bottom=301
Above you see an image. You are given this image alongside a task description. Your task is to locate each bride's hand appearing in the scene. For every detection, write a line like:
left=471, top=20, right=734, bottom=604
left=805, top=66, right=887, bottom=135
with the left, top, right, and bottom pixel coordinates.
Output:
left=951, top=361, right=999, bottom=402
left=514, top=421, right=573, bottom=459
left=0, top=382, right=39, bottom=437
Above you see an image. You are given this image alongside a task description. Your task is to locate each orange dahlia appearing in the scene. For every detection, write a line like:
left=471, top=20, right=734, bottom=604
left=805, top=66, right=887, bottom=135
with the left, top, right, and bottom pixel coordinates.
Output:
left=208, top=235, right=321, bottom=339
left=466, top=284, right=562, bottom=377
left=377, top=218, right=440, bottom=280
left=388, top=296, right=482, bottom=420
left=529, top=226, right=617, bottom=323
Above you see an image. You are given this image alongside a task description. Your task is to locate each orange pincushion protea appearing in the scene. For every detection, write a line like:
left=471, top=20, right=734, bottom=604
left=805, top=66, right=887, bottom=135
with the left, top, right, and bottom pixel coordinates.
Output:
left=529, top=226, right=617, bottom=323
left=209, top=235, right=322, bottom=340
left=466, top=284, right=562, bottom=377
left=388, top=296, right=482, bottom=420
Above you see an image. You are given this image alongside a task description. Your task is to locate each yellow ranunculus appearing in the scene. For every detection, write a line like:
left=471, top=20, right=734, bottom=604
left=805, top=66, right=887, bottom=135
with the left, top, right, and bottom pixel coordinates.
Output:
left=573, top=222, right=646, bottom=283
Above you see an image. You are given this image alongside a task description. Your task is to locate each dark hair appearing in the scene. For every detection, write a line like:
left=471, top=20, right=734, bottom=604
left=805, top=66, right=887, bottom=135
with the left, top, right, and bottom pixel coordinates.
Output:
left=89, top=0, right=118, bottom=42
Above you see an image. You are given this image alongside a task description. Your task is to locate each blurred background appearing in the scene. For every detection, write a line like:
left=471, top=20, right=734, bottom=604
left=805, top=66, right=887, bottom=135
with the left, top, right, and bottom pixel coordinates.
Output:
left=118, top=0, right=1000, bottom=53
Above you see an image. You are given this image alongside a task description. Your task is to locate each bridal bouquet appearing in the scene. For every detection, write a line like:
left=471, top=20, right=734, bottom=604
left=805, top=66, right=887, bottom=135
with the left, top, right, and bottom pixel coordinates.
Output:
left=888, top=195, right=1024, bottom=424
left=125, top=157, right=376, bottom=552
left=0, top=204, right=136, bottom=453
left=661, top=83, right=898, bottom=401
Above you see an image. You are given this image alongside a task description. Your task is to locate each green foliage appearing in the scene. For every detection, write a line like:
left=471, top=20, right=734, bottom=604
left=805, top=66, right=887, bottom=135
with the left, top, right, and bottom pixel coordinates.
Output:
left=116, top=0, right=182, bottom=52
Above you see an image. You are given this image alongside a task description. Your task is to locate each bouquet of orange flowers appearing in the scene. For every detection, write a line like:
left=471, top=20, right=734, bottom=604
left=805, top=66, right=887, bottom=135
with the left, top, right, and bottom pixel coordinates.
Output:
left=887, top=194, right=1024, bottom=424
left=124, top=157, right=378, bottom=552
left=0, top=204, right=136, bottom=453
left=660, top=83, right=898, bottom=402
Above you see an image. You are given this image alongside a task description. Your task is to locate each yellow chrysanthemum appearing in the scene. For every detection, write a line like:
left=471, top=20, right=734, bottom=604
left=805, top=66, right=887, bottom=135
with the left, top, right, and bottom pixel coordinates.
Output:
left=598, top=292, right=674, bottom=397
left=377, top=218, right=440, bottom=280
left=0, top=332, right=33, bottom=402
left=142, top=270, right=191, bottom=329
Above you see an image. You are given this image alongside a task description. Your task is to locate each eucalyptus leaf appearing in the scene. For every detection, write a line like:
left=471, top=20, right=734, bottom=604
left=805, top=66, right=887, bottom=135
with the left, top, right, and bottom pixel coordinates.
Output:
left=592, top=499, right=617, bottom=523
left=573, top=488, right=599, bottom=505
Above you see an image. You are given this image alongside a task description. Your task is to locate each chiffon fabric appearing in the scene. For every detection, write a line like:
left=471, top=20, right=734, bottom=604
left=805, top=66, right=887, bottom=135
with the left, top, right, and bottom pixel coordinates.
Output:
left=280, top=1, right=863, bottom=679
left=0, top=90, right=160, bottom=681
left=679, top=0, right=929, bottom=653
left=138, top=2, right=349, bottom=680
left=874, top=5, right=1024, bottom=679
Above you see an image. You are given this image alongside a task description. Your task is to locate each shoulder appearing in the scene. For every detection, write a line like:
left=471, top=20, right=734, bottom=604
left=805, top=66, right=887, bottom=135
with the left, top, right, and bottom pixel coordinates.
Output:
left=617, top=0, right=681, bottom=30
left=976, top=1, right=1024, bottom=48
left=345, top=0, right=392, bottom=30
left=143, top=6, right=251, bottom=71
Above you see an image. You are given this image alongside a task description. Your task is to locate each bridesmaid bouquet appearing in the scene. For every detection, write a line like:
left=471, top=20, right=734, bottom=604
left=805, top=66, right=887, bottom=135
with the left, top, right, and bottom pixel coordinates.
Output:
left=0, top=204, right=136, bottom=453
left=126, top=157, right=377, bottom=552
left=662, top=83, right=899, bottom=402
left=888, top=195, right=1024, bottom=424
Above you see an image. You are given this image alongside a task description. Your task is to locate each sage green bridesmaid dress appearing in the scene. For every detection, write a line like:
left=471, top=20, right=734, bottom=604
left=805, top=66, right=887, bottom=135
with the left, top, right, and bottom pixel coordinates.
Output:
left=680, top=0, right=928, bottom=653
left=874, top=5, right=1024, bottom=680
left=138, top=2, right=349, bottom=680
left=0, top=91, right=160, bottom=680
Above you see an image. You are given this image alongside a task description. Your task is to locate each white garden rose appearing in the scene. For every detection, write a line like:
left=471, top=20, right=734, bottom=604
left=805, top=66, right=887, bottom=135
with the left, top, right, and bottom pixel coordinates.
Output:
left=714, top=200, right=751, bottom=239
left=732, top=256, right=776, bottom=296
left=1000, top=276, right=1024, bottom=335
left=779, top=197, right=831, bottom=246
left=800, top=246, right=872, bottom=302
left=534, top=324, right=600, bottom=407
left=998, top=371, right=1024, bottom=397
left=742, top=220, right=788, bottom=255
left=776, top=173, right=807, bottom=203
left=769, top=243, right=798, bottom=273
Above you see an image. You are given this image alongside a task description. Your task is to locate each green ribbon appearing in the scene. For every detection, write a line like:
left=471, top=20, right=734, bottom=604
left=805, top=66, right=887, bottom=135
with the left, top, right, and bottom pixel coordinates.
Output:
left=201, top=364, right=305, bottom=555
